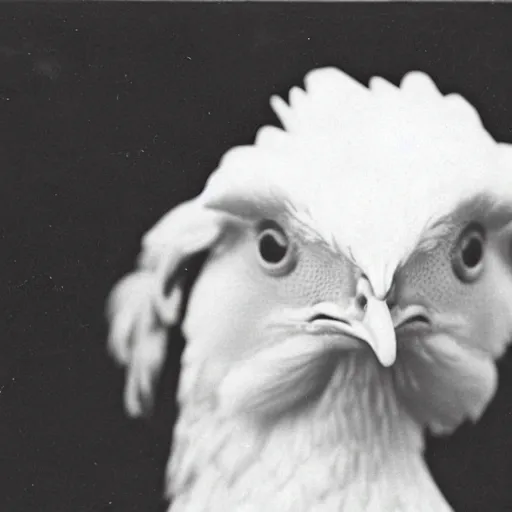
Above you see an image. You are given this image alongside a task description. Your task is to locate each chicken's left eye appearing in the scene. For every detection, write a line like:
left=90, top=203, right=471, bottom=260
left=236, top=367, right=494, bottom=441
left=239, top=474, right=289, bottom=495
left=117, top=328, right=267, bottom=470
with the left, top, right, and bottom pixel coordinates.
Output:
left=452, top=223, right=486, bottom=283
left=256, top=221, right=297, bottom=276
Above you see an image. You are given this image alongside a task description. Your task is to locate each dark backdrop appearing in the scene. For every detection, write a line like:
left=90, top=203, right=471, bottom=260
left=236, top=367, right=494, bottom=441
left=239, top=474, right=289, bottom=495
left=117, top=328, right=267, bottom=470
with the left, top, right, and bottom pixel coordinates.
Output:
left=1, top=3, right=512, bottom=512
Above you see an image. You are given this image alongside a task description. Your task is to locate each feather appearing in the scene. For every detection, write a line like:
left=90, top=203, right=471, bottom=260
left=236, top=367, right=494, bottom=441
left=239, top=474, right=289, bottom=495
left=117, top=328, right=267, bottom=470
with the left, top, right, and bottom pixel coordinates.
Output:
left=218, top=336, right=340, bottom=419
left=395, top=333, right=497, bottom=434
left=106, top=197, right=230, bottom=416
left=107, top=271, right=156, bottom=365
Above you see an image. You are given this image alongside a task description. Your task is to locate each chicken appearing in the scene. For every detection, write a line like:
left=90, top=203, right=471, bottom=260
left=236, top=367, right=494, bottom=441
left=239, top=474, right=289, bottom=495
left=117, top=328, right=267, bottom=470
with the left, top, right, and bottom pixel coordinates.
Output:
left=107, top=67, right=512, bottom=512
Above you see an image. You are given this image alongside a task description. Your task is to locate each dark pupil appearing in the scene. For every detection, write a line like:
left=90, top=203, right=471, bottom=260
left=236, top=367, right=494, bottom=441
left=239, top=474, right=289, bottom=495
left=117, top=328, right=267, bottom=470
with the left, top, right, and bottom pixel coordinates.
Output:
left=259, top=233, right=287, bottom=263
left=462, top=236, right=483, bottom=268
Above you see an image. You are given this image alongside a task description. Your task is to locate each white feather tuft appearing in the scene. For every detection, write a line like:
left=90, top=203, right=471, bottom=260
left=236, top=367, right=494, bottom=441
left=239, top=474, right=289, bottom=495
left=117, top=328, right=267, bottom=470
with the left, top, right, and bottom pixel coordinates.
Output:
left=199, top=66, right=512, bottom=285
left=218, top=336, right=340, bottom=418
left=107, top=272, right=156, bottom=365
left=395, top=333, right=497, bottom=435
left=107, top=197, right=230, bottom=416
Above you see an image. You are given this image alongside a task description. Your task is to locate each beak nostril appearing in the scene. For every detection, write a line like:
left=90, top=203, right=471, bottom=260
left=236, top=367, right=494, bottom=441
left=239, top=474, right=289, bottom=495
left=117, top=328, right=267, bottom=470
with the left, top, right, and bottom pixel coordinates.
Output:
left=356, top=294, right=368, bottom=311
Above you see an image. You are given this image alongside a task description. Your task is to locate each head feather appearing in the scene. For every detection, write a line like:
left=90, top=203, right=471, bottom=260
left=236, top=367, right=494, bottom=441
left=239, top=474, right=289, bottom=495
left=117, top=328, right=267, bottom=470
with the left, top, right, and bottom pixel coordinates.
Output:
left=202, top=67, right=512, bottom=294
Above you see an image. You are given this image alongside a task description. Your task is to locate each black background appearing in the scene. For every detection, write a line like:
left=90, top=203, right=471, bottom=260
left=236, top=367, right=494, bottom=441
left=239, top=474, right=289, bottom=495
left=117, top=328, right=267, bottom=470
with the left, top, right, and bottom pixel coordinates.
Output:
left=1, top=3, right=512, bottom=512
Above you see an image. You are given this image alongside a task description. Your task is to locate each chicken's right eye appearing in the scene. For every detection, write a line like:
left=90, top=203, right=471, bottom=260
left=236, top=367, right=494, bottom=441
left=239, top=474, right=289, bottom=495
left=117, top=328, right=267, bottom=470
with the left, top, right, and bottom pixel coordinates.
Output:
left=256, top=221, right=297, bottom=276
left=451, top=223, right=486, bottom=283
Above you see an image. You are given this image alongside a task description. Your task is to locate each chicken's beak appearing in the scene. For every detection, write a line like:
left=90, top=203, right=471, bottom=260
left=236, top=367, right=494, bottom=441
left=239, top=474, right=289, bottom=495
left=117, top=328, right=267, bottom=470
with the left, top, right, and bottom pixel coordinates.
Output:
left=350, top=294, right=397, bottom=367
left=307, top=277, right=397, bottom=367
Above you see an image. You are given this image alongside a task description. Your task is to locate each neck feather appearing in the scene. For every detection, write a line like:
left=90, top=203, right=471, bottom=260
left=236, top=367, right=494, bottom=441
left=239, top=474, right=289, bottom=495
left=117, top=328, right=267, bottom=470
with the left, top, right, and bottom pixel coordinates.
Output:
left=167, top=354, right=453, bottom=512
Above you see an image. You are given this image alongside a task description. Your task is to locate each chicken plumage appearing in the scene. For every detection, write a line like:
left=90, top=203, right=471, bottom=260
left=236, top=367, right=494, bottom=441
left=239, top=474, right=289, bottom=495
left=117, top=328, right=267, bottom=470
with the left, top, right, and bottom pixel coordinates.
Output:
left=107, top=68, right=512, bottom=511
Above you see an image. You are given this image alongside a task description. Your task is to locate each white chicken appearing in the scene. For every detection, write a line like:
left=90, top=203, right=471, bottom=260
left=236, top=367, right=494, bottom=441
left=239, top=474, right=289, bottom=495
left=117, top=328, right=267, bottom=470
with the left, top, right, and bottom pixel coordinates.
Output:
left=107, top=67, right=512, bottom=511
